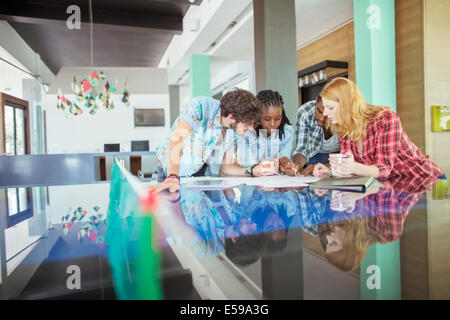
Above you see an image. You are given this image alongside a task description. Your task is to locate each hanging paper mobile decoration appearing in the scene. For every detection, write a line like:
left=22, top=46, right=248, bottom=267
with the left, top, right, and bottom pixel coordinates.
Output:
left=61, top=205, right=107, bottom=249
left=122, top=84, right=130, bottom=106
left=57, top=70, right=131, bottom=116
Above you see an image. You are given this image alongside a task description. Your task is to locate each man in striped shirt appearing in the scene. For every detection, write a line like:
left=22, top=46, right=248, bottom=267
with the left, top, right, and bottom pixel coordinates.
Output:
left=289, top=96, right=340, bottom=176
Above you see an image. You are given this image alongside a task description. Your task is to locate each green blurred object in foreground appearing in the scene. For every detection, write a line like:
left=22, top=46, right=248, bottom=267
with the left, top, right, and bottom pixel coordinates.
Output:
left=106, top=162, right=161, bottom=300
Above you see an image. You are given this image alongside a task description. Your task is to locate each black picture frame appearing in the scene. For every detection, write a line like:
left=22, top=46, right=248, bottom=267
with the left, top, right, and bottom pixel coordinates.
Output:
left=134, top=109, right=165, bottom=127
left=131, top=140, right=149, bottom=152
left=104, top=143, right=120, bottom=152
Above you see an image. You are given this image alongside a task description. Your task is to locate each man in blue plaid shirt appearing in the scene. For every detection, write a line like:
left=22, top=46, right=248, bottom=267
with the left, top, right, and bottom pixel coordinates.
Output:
left=290, top=96, right=340, bottom=176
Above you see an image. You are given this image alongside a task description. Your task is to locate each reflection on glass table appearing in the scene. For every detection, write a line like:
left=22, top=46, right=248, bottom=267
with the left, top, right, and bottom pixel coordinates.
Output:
left=155, top=174, right=447, bottom=300
left=1, top=173, right=448, bottom=300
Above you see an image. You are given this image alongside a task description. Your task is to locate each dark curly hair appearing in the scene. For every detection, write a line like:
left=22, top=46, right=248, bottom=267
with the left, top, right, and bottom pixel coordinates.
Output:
left=255, top=90, right=292, bottom=140
left=220, top=89, right=262, bottom=126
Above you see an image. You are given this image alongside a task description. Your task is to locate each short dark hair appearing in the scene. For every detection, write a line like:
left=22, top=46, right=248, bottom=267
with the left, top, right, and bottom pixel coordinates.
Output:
left=220, top=89, right=262, bottom=126
left=255, top=90, right=292, bottom=140
left=224, top=233, right=267, bottom=267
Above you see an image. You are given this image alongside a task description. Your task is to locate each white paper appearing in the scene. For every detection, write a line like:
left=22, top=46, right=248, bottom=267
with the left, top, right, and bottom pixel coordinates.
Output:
left=244, top=176, right=320, bottom=188
left=181, top=175, right=321, bottom=189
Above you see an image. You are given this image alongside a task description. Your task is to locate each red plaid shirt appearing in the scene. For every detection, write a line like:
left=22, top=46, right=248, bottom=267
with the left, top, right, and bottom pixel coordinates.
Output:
left=363, top=175, right=439, bottom=242
left=339, top=109, right=443, bottom=179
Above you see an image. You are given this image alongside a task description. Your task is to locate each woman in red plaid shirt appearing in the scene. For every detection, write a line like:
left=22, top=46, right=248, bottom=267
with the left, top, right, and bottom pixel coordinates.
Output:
left=313, top=78, right=444, bottom=180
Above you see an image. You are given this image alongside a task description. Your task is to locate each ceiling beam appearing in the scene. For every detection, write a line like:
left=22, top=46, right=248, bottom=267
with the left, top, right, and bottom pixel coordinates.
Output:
left=148, top=0, right=202, bottom=5
left=0, top=0, right=183, bottom=34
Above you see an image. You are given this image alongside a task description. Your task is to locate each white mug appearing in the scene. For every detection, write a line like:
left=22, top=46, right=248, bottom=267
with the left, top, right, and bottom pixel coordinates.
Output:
left=330, top=154, right=349, bottom=177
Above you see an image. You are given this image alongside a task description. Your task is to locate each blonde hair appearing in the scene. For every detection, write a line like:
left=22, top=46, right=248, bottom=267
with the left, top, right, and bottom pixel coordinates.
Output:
left=324, top=219, right=386, bottom=272
left=320, top=78, right=387, bottom=141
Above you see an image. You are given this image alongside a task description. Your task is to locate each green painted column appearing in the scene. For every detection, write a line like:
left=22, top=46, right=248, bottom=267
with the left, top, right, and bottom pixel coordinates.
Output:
left=354, top=0, right=397, bottom=111
left=354, top=0, right=400, bottom=299
left=360, top=241, right=401, bottom=300
left=189, top=54, right=211, bottom=98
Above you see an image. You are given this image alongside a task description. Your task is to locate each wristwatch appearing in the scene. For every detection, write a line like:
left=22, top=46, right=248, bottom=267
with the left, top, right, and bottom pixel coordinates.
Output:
left=245, top=165, right=253, bottom=177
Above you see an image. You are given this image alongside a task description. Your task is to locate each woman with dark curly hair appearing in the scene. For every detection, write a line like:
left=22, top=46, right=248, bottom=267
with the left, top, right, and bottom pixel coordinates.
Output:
left=220, top=89, right=294, bottom=177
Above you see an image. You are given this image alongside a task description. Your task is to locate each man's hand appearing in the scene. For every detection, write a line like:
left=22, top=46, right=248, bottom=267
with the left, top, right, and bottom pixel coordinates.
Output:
left=299, top=164, right=315, bottom=177
left=148, top=180, right=180, bottom=194
left=292, top=153, right=306, bottom=171
left=279, top=157, right=298, bottom=176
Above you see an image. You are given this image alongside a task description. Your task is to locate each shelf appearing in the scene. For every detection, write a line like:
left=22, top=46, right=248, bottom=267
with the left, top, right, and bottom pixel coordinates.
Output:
left=300, top=71, right=348, bottom=89
left=298, top=60, right=348, bottom=78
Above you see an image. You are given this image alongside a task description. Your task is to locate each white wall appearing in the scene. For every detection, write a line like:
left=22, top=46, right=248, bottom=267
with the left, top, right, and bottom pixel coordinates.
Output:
left=46, top=184, right=110, bottom=224
left=45, top=67, right=171, bottom=153
left=178, top=60, right=255, bottom=113
left=46, top=94, right=170, bottom=153
left=0, top=47, right=34, bottom=99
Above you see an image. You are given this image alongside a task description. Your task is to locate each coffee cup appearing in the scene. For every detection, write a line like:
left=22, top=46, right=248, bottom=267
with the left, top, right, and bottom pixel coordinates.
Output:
left=330, top=154, right=348, bottom=177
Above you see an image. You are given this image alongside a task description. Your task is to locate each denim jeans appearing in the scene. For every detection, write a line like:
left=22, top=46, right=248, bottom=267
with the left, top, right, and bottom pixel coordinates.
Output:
left=307, top=152, right=330, bottom=165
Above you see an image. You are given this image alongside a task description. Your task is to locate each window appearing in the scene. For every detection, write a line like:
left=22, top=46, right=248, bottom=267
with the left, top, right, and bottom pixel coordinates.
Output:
left=1, top=93, right=33, bottom=227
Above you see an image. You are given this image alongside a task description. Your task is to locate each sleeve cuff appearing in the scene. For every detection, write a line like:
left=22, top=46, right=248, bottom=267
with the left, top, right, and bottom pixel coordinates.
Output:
left=180, top=113, right=195, bottom=128
left=375, top=162, right=392, bottom=179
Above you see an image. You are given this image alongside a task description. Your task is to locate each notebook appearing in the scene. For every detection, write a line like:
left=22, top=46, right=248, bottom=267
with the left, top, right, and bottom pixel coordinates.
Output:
left=310, top=176, right=375, bottom=193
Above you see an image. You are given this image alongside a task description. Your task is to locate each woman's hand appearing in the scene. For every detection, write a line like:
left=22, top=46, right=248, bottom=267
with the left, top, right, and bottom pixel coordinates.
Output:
left=330, top=191, right=358, bottom=213
left=330, top=186, right=380, bottom=212
left=253, top=160, right=278, bottom=176
left=329, top=152, right=356, bottom=176
left=313, top=163, right=330, bottom=178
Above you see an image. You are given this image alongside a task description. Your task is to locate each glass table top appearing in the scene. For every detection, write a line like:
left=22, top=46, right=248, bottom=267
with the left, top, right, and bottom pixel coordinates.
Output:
left=0, top=175, right=449, bottom=300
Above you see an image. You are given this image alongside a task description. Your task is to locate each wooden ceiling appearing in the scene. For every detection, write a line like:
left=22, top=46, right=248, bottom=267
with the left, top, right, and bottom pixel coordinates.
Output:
left=0, top=0, right=202, bottom=74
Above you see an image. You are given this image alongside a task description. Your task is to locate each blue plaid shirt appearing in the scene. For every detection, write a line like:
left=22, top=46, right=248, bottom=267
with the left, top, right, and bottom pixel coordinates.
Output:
left=294, top=100, right=339, bottom=161
left=292, top=188, right=329, bottom=236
